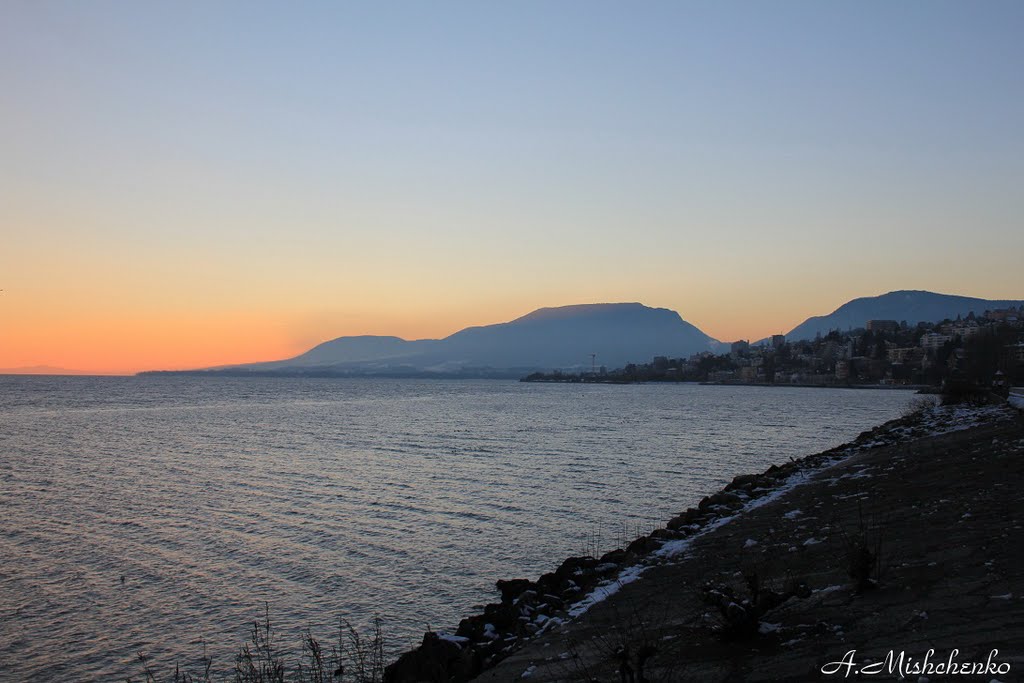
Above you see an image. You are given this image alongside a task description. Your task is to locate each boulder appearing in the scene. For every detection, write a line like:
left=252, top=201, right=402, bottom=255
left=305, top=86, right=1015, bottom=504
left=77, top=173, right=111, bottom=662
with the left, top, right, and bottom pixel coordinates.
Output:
left=599, top=549, right=628, bottom=564
left=495, top=578, right=532, bottom=603
left=649, top=528, right=681, bottom=540
left=384, top=631, right=482, bottom=683
left=726, top=473, right=760, bottom=491
left=625, top=535, right=662, bottom=555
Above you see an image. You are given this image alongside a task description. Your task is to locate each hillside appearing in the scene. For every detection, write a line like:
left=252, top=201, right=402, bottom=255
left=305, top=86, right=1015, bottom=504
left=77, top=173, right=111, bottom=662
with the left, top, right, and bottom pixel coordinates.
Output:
left=225, top=303, right=720, bottom=375
left=786, top=290, right=1024, bottom=340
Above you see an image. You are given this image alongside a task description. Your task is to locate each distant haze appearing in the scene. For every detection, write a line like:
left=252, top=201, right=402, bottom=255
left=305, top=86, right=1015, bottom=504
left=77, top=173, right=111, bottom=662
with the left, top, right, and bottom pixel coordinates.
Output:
left=0, top=366, right=99, bottom=376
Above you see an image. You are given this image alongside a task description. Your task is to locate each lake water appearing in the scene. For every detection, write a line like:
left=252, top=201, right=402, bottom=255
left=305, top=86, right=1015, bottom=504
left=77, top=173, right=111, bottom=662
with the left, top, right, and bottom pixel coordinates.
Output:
left=0, top=376, right=913, bottom=680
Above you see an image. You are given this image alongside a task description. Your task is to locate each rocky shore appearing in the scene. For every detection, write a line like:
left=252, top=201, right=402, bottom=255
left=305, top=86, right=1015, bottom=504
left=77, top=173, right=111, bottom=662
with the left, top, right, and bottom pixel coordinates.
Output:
left=385, top=401, right=1024, bottom=682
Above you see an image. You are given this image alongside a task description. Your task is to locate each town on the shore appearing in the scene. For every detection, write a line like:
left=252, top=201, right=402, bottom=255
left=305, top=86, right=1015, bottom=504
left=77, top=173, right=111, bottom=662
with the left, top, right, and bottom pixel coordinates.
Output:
left=523, top=306, right=1024, bottom=392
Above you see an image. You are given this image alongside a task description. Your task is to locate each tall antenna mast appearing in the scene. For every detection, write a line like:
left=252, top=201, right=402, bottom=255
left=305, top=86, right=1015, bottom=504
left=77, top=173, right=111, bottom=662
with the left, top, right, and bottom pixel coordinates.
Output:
left=591, top=353, right=597, bottom=373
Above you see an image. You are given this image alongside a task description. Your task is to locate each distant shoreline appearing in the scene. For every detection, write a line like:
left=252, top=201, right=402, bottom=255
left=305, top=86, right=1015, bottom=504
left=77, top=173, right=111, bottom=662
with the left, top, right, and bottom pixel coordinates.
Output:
left=699, top=381, right=931, bottom=391
left=522, top=376, right=931, bottom=391
left=5, top=372, right=934, bottom=392
left=135, top=369, right=527, bottom=380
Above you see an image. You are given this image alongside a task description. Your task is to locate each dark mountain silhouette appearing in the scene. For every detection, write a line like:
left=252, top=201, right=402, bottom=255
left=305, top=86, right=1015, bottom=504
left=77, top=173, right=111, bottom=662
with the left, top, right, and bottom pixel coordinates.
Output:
left=786, top=290, right=1024, bottom=340
left=229, top=303, right=720, bottom=375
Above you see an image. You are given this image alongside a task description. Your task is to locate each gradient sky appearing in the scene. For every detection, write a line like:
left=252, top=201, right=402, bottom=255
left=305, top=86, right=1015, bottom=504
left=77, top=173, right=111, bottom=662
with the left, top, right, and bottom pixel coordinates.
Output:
left=2, top=1, right=1023, bottom=373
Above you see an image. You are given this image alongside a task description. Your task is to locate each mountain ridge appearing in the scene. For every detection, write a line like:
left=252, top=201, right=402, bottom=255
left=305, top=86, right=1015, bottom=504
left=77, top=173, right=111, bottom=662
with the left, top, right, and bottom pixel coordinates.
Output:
left=785, top=290, right=1024, bottom=341
left=222, top=302, right=720, bottom=375
left=146, top=291, right=1024, bottom=377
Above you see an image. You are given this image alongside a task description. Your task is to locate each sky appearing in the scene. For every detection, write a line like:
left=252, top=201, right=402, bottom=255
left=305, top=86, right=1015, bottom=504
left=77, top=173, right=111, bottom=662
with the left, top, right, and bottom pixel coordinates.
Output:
left=2, top=1, right=1023, bottom=374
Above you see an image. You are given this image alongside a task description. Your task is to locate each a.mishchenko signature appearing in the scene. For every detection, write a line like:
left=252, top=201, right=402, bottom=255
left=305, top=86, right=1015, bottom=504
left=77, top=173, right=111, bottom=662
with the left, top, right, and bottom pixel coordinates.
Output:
left=821, top=648, right=1010, bottom=678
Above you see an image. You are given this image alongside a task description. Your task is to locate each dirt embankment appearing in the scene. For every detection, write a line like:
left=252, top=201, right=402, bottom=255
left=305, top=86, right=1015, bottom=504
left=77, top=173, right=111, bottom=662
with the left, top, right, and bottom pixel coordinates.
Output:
left=390, top=405, right=1024, bottom=682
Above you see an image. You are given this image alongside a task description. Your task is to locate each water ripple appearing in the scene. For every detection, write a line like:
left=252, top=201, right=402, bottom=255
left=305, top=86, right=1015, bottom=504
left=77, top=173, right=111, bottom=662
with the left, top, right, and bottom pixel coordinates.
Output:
left=0, top=376, right=912, bottom=680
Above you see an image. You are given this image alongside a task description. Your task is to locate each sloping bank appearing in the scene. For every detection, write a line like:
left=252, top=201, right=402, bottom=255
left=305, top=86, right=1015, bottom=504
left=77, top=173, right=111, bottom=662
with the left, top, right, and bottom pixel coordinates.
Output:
left=386, top=403, right=1024, bottom=682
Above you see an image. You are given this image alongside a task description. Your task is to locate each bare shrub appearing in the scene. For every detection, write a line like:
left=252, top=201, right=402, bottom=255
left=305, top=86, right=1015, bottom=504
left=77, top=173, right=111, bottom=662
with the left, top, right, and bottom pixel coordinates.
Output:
left=131, top=606, right=386, bottom=683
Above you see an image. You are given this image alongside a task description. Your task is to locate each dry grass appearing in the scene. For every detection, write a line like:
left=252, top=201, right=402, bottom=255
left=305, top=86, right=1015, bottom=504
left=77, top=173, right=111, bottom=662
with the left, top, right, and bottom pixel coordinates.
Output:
left=128, top=606, right=386, bottom=683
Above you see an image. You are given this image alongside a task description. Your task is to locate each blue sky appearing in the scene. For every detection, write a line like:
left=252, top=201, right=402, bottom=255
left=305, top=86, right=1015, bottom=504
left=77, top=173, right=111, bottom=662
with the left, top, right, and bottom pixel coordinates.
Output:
left=2, top=1, right=1023, bottom=370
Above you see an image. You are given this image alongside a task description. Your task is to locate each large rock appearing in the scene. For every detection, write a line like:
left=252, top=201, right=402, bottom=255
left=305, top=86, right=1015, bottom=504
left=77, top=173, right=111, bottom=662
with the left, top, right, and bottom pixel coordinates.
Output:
left=385, top=631, right=482, bottom=682
left=495, top=578, right=532, bottom=603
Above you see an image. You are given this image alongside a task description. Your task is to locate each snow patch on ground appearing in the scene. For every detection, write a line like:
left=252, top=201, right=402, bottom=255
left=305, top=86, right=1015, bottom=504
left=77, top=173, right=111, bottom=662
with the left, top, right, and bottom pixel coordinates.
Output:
left=915, top=404, right=1015, bottom=436
left=567, top=564, right=647, bottom=618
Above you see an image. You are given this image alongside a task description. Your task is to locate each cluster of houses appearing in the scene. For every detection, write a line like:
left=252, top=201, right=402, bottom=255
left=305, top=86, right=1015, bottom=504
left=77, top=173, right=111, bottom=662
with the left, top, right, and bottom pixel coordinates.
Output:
left=555, top=307, right=1019, bottom=388
left=701, top=307, right=1024, bottom=387
left=523, top=307, right=1024, bottom=388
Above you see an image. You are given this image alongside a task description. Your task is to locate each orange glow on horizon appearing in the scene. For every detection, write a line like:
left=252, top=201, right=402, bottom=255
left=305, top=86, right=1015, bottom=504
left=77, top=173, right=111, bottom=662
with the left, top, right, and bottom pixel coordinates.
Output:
left=0, top=304, right=566, bottom=375
left=0, top=298, right=820, bottom=375
left=1, top=311, right=295, bottom=375
left=2, top=278, right=1020, bottom=375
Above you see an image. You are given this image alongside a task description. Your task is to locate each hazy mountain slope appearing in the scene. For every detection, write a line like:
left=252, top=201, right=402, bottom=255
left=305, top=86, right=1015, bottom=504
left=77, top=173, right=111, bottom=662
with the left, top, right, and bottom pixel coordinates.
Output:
left=229, top=303, right=719, bottom=373
left=252, top=336, right=437, bottom=369
left=786, top=290, right=1024, bottom=340
left=431, top=303, right=717, bottom=369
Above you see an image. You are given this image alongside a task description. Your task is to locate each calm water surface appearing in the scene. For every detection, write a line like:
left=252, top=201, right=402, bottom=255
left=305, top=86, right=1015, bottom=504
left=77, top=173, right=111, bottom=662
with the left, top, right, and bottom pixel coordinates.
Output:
left=0, top=376, right=913, bottom=680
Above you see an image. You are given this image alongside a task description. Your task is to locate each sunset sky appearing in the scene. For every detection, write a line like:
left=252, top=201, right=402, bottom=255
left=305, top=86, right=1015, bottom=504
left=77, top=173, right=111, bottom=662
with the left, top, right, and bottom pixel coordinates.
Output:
left=2, top=2, right=1023, bottom=374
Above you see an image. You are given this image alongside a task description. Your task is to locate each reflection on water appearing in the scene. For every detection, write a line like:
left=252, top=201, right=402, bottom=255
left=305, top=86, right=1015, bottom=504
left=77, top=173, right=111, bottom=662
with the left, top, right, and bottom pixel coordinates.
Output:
left=0, top=376, right=912, bottom=679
